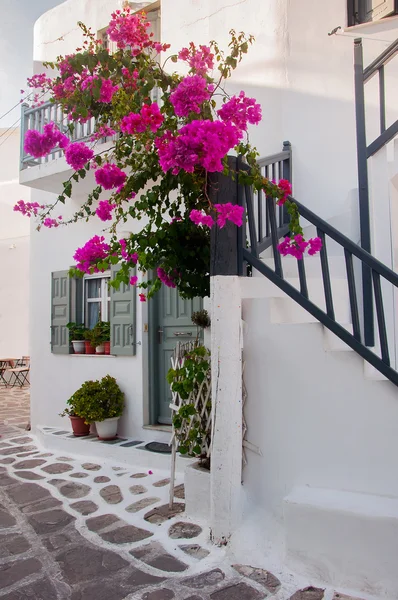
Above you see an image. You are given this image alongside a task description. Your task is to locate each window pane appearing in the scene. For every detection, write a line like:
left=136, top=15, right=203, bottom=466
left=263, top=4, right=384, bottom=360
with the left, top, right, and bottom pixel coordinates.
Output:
left=86, top=279, right=101, bottom=299
left=87, top=302, right=100, bottom=329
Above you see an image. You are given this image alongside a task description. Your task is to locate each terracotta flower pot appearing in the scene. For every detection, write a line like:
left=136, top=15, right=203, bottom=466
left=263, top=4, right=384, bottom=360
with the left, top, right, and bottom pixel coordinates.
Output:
left=70, top=416, right=90, bottom=437
left=104, top=341, right=111, bottom=355
left=84, top=341, right=96, bottom=354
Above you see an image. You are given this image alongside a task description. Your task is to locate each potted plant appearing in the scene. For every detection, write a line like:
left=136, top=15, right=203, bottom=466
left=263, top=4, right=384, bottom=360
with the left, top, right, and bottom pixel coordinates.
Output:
left=84, top=321, right=110, bottom=354
left=59, top=394, right=91, bottom=437
left=83, top=329, right=96, bottom=354
left=73, top=375, right=124, bottom=440
left=66, top=322, right=86, bottom=354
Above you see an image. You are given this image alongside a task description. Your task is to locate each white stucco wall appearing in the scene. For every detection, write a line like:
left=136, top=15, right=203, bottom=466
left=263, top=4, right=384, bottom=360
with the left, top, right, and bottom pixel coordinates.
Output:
left=0, top=128, right=30, bottom=357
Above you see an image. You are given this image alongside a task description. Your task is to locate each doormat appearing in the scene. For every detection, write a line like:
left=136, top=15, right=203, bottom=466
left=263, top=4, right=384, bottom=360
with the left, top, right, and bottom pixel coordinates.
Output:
left=145, top=441, right=172, bottom=454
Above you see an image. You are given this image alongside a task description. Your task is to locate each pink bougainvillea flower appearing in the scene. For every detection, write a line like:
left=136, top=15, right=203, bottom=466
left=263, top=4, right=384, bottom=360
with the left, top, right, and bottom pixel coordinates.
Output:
left=130, top=275, right=138, bottom=286
left=139, top=293, right=147, bottom=302
left=99, top=78, right=119, bottom=103
left=214, top=203, right=244, bottom=228
left=156, top=120, right=241, bottom=175
left=73, top=235, right=110, bottom=273
left=277, top=235, right=308, bottom=260
left=43, top=217, right=60, bottom=228
left=148, top=470, right=153, bottom=475
left=95, top=163, right=127, bottom=189
left=178, top=43, right=214, bottom=75
left=13, top=200, right=45, bottom=217
left=189, top=209, right=214, bottom=228
left=170, top=75, right=212, bottom=117
left=24, top=122, right=70, bottom=158
left=121, top=103, right=163, bottom=135
left=96, top=200, right=117, bottom=222
left=276, top=179, right=292, bottom=205
left=65, top=142, right=94, bottom=170
left=218, top=91, right=262, bottom=131
left=90, top=125, right=116, bottom=141
left=157, top=267, right=176, bottom=288
left=108, top=8, right=153, bottom=53
left=140, top=103, right=163, bottom=132
left=308, top=237, right=322, bottom=256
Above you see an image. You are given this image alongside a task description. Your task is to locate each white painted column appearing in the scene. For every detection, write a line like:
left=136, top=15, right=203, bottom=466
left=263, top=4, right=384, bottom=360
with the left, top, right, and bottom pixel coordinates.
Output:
left=210, top=275, right=243, bottom=545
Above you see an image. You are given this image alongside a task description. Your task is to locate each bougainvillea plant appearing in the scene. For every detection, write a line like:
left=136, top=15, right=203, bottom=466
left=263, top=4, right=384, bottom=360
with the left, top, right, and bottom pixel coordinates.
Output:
left=15, top=6, right=321, bottom=300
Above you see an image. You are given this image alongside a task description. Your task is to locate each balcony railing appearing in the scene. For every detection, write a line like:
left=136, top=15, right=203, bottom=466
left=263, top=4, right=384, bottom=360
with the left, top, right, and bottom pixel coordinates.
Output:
left=19, top=101, right=99, bottom=170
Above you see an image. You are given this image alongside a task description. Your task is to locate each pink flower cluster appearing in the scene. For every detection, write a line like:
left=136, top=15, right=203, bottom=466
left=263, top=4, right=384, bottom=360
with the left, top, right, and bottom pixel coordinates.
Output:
left=178, top=43, right=214, bottom=75
left=214, top=203, right=244, bottom=227
left=99, top=79, right=119, bottom=103
left=119, top=239, right=138, bottom=264
left=65, top=142, right=94, bottom=170
left=130, top=275, right=138, bottom=286
left=218, top=91, right=262, bottom=131
left=189, top=210, right=214, bottom=228
left=90, top=125, right=116, bottom=141
left=27, top=73, right=52, bottom=91
left=156, top=120, right=241, bottom=174
left=96, top=200, right=117, bottom=221
left=95, top=163, right=127, bottom=190
left=189, top=203, right=244, bottom=229
left=157, top=267, right=176, bottom=288
left=24, top=123, right=70, bottom=159
left=276, top=179, right=292, bottom=205
left=73, top=235, right=110, bottom=274
left=13, top=200, right=44, bottom=217
left=43, top=217, right=63, bottom=229
left=107, top=8, right=153, bottom=54
left=139, top=293, right=146, bottom=302
left=153, top=42, right=171, bottom=53
left=277, top=235, right=322, bottom=259
left=120, top=103, right=163, bottom=135
left=170, top=75, right=212, bottom=118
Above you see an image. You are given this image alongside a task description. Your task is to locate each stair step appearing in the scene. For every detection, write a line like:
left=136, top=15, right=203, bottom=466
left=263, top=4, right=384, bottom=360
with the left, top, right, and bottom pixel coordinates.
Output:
left=364, top=359, right=388, bottom=381
left=323, top=325, right=354, bottom=351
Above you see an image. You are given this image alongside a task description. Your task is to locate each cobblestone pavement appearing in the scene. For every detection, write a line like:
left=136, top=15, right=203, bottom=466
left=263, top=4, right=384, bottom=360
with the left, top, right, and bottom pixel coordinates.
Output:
left=0, top=388, right=364, bottom=600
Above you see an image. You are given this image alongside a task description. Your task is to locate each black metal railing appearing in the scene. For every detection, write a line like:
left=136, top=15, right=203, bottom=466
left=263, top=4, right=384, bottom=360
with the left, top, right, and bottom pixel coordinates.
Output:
left=239, top=141, right=291, bottom=258
left=354, top=36, right=398, bottom=347
left=242, top=183, right=398, bottom=387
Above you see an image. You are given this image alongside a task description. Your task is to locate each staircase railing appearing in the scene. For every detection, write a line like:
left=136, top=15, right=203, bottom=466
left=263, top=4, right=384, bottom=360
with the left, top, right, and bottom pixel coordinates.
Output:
left=242, top=180, right=398, bottom=387
left=354, top=36, right=398, bottom=347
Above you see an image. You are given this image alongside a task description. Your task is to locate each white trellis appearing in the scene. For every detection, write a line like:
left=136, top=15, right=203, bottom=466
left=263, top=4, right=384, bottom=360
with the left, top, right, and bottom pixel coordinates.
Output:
left=168, top=340, right=212, bottom=507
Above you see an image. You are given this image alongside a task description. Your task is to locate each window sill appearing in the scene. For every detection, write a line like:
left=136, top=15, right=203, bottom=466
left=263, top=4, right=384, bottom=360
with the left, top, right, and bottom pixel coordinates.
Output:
left=69, top=354, right=116, bottom=358
left=344, top=15, right=398, bottom=34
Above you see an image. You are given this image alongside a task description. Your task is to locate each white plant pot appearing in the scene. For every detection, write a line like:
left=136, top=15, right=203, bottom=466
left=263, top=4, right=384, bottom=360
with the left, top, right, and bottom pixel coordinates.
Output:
left=95, top=417, right=119, bottom=440
left=72, top=340, right=85, bottom=354
left=185, top=461, right=210, bottom=520
left=96, top=344, right=105, bottom=354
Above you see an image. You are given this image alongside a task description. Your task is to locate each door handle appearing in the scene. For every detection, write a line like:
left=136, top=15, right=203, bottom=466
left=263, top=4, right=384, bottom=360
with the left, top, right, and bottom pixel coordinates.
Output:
left=158, top=328, right=164, bottom=343
left=174, top=331, right=192, bottom=337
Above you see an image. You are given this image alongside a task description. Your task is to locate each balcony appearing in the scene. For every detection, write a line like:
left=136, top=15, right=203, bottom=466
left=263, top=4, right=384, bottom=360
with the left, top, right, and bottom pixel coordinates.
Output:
left=19, top=101, right=113, bottom=193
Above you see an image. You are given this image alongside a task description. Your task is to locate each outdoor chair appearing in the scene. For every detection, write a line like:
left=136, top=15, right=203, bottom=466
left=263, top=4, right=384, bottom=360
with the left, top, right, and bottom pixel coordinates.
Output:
left=0, top=361, right=9, bottom=386
left=7, top=358, right=30, bottom=387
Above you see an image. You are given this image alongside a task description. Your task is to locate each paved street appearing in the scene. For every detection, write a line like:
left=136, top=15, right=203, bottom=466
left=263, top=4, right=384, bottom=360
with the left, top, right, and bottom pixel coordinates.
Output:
left=0, top=388, right=363, bottom=600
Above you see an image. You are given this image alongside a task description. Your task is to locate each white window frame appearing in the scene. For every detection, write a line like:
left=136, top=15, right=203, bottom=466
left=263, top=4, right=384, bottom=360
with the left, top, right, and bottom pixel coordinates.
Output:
left=83, top=272, right=111, bottom=328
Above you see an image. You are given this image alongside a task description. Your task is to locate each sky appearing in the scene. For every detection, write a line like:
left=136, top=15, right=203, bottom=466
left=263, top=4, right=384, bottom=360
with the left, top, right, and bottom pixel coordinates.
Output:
left=0, top=0, right=66, bottom=128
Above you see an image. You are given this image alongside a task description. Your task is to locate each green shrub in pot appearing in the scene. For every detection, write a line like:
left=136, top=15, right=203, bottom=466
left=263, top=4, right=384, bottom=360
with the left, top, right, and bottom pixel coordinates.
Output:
left=71, top=375, right=124, bottom=439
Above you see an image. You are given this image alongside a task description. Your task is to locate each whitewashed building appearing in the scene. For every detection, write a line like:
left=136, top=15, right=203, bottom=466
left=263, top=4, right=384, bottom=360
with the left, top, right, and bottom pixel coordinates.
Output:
left=0, top=127, right=30, bottom=358
left=21, top=0, right=398, bottom=597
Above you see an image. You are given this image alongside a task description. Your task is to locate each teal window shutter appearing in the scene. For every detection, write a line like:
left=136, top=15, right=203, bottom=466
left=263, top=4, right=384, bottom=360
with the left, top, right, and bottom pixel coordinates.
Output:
left=110, top=265, right=137, bottom=356
left=51, top=271, right=71, bottom=354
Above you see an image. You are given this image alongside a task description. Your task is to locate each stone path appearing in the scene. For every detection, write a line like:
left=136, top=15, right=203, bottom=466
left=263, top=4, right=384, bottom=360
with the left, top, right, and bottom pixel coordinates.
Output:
left=0, top=388, right=365, bottom=600
left=0, top=387, right=30, bottom=433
